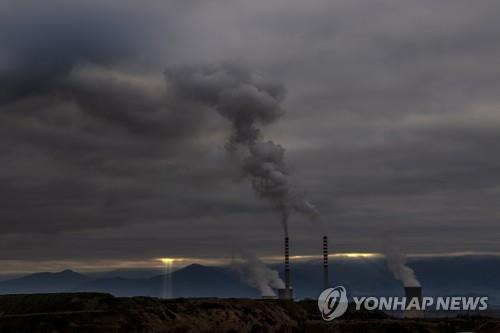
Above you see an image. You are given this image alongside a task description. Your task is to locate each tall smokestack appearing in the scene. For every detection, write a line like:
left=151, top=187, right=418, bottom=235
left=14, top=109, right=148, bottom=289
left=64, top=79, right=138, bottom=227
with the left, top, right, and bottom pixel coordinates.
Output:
left=323, top=235, right=328, bottom=290
left=284, top=236, right=290, bottom=289
left=278, top=236, right=293, bottom=299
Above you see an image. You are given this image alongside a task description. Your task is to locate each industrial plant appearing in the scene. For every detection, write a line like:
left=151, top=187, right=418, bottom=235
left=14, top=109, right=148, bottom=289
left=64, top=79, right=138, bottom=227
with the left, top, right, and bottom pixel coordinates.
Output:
left=404, top=286, right=424, bottom=318
left=275, top=235, right=329, bottom=300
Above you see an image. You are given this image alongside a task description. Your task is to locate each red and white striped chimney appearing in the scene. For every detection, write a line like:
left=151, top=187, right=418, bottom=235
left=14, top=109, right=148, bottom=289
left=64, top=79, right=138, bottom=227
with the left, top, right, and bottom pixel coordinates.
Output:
left=323, top=235, right=329, bottom=290
left=284, top=236, right=290, bottom=289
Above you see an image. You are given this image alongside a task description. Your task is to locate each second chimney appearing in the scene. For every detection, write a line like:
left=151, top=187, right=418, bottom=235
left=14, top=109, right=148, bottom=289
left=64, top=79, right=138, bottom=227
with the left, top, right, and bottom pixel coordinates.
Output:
left=285, top=236, right=290, bottom=289
left=323, top=235, right=329, bottom=290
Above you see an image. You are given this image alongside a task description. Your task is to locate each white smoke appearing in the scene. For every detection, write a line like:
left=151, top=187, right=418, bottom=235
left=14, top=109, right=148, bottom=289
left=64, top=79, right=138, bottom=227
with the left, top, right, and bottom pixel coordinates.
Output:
left=384, top=238, right=420, bottom=287
left=231, top=251, right=285, bottom=296
left=165, top=62, right=319, bottom=235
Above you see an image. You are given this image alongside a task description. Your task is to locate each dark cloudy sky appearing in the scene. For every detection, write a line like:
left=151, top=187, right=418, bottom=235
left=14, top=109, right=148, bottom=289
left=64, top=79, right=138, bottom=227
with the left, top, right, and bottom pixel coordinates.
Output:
left=1, top=0, right=500, bottom=272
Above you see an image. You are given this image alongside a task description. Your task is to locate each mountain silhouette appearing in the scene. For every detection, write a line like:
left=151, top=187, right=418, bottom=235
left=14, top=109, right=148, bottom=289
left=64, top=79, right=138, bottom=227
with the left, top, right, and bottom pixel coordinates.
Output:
left=0, top=257, right=499, bottom=303
left=0, top=269, right=90, bottom=293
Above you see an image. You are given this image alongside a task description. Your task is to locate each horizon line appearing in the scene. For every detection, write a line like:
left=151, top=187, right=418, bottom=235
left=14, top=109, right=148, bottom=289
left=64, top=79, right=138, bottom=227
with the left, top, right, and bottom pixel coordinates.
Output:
left=1, top=251, right=500, bottom=275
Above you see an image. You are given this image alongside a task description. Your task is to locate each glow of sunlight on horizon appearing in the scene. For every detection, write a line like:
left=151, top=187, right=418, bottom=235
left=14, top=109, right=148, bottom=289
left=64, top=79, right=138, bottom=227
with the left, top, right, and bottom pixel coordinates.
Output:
left=158, top=258, right=174, bottom=299
left=334, top=253, right=382, bottom=258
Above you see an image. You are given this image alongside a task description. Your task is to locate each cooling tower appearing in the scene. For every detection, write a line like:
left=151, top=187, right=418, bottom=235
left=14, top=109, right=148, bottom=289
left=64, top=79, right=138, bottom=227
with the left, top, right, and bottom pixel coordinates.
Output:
left=404, top=286, right=423, bottom=318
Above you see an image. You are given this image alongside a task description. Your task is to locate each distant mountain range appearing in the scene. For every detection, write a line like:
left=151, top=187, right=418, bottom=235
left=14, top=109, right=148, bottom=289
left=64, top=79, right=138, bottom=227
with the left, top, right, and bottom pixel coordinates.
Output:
left=1, top=256, right=499, bottom=303
left=0, top=269, right=89, bottom=294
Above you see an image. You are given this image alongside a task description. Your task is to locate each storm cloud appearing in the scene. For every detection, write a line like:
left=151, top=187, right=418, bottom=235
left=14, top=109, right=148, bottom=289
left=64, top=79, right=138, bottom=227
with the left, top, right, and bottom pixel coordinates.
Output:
left=1, top=0, right=500, bottom=271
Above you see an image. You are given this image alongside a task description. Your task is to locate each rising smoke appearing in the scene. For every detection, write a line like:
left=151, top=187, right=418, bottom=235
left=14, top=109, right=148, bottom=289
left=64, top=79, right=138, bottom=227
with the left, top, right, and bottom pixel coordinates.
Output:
left=384, top=239, right=420, bottom=287
left=165, top=63, right=319, bottom=236
left=231, top=251, right=285, bottom=296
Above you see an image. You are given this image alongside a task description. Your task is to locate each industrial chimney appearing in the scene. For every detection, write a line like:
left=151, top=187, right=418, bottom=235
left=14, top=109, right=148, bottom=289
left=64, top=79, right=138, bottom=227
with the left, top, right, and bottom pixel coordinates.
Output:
left=278, top=236, right=293, bottom=299
left=323, top=235, right=329, bottom=290
left=284, top=236, right=290, bottom=289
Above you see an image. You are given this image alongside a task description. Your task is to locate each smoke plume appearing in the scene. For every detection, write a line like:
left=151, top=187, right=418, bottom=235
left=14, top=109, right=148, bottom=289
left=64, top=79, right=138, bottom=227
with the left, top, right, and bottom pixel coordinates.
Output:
left=231, top=251, right=285, bottom=296
left=384, top=239, right=420, bottom=287
left=165, top=63, right=319, bottom=235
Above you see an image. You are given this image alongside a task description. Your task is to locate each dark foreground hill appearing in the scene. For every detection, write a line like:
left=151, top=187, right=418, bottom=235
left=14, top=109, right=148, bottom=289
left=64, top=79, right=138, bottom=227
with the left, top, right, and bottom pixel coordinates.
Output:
left=0, top=293, right=499, bottom=333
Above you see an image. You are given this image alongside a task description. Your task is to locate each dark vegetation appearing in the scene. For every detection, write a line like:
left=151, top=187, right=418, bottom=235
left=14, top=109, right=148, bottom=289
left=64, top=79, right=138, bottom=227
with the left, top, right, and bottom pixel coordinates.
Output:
left=0, top=293, right=499, bottom=332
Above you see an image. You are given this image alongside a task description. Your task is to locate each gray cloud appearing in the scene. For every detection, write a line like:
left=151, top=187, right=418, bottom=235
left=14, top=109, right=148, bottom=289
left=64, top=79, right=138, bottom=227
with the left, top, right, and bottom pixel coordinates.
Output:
left=1, top=0, right=500, bottom=270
